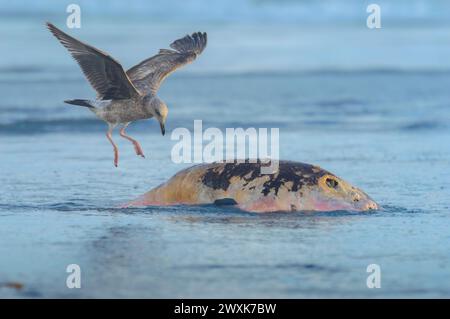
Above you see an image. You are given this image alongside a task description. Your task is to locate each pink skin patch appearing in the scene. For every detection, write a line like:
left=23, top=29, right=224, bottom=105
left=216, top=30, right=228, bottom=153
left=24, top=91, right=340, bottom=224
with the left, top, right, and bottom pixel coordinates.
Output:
left=313, top=200, right=354, bottom=212
left=238, top=196, right=283, bottom=213
left=311, top=197, right=377, bottom=212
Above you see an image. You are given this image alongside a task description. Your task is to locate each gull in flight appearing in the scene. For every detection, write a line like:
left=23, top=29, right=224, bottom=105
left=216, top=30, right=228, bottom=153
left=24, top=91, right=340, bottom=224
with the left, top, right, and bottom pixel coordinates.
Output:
left=46, top=22, right=207, bottom=167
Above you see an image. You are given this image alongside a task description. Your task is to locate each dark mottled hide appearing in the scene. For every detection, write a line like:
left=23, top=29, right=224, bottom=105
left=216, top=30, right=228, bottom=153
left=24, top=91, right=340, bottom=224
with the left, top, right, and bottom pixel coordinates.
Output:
left=202, top=160, right=328, bottom=196
left=126, top=160, right=378, bottom=212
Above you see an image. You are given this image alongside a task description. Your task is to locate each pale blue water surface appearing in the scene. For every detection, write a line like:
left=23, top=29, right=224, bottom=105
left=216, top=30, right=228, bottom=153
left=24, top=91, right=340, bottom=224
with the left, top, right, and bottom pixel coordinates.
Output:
left=0, top=0, right=449, bottom=298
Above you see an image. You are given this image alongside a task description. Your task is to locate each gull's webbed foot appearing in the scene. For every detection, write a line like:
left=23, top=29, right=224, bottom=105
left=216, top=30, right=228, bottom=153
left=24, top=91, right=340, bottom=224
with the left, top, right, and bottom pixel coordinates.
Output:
left=133, top=141, right=145, bottom=158
left=113, top=148, right=119, bottom=167
left=120, top=125, right=145, bottom=158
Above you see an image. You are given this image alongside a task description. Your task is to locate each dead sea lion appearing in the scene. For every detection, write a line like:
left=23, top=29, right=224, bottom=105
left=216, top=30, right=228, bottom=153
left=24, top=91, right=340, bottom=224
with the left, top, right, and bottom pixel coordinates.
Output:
left=125, top=160, right=379, bottom=213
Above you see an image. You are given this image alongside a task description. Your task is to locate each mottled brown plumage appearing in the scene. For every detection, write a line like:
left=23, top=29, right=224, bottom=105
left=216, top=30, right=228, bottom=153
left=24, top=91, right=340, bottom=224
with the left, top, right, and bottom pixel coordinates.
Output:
left=46, top=22, right=207, bottom=166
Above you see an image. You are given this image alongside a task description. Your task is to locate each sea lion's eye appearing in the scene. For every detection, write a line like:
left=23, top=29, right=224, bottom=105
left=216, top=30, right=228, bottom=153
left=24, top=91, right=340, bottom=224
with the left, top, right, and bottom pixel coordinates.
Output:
left=155, top=110, right=161, bottom=116
left=326, top=178, right=339, bottom=189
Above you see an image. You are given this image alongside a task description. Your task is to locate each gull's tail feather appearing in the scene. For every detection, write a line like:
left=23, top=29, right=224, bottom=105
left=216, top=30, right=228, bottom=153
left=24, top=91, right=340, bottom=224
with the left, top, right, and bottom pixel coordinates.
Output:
left=64, top=99, right=95, bottom=108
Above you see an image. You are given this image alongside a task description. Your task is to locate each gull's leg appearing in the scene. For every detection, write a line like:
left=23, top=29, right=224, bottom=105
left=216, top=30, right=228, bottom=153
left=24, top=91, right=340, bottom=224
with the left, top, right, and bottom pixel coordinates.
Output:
left=119, top=122, right=145, bottom=158
left=106, top=123, right=119, bottom=167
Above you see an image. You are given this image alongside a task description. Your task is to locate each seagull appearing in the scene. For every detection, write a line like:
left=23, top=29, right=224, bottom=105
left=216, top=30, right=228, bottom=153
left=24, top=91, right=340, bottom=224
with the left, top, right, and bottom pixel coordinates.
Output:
left=46, top=22, right=207, bottom=167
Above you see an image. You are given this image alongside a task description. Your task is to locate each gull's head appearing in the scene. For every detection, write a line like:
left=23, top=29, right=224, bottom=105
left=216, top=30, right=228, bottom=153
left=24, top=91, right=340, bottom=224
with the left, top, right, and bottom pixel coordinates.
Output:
left=147, top=97, right=168, bottom=136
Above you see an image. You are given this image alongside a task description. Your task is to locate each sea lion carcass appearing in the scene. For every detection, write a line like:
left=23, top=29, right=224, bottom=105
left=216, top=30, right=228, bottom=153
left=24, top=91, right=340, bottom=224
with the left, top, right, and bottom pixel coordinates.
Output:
left=125, top=160, right=379, bottom=213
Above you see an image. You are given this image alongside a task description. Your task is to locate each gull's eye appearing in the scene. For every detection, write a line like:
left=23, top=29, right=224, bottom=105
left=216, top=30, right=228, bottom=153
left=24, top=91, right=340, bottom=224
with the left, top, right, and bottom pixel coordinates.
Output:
left=326, top=178, right=339, bottom=189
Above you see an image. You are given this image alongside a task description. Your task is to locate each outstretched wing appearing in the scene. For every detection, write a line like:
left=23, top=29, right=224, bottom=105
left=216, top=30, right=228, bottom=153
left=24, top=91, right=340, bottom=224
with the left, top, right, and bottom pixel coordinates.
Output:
left=127, top=32, right=207, bottom=94
left=46, top=22, right=139, bottom=100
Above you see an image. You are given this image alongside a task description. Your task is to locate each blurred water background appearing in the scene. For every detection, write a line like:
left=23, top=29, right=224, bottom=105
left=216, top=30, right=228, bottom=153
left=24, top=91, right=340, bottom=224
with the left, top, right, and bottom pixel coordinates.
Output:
left=0, top=0, right=449, bottom=298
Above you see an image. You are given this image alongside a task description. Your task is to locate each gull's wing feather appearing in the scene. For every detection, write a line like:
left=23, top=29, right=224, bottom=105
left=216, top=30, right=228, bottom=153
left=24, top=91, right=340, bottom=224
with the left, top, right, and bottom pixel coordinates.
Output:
left=46, top=22, right=139, bottom=100
left=127, top=32, right=207, bottom=94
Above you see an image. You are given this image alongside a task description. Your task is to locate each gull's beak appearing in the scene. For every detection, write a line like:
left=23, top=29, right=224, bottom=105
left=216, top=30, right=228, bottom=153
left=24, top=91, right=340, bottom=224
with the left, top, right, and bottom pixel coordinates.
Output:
left=160, top=122, right=165, bottom=136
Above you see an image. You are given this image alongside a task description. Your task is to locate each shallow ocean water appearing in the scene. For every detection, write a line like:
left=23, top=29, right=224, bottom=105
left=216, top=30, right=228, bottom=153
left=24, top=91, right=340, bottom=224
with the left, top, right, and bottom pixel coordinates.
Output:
left=1, top=1, right=450, bottom=298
